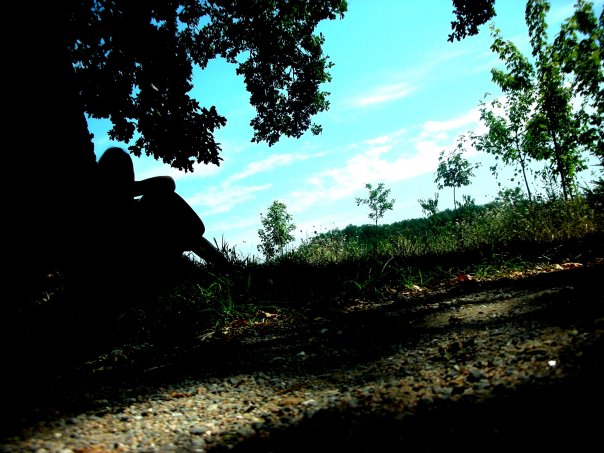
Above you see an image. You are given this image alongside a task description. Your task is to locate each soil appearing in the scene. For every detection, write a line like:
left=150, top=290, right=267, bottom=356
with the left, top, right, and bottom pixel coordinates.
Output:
left=1, top=261, right=603, bottom=452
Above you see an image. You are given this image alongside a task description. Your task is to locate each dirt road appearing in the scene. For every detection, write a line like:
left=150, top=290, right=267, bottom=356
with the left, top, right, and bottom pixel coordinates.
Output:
left=2, top=263, right=603, bottom=452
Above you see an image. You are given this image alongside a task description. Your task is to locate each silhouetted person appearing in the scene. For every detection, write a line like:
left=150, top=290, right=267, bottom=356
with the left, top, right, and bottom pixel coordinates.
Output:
left=12, top=147, right=229, bottom=361
left=94, top=147, right=225, bottom=293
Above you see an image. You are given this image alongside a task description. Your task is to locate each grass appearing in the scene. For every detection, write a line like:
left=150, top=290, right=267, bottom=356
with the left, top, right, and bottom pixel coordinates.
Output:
left=5, top=196, right=603, bottom=354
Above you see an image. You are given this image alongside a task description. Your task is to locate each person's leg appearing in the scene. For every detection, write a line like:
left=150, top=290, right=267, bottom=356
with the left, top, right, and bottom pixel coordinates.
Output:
left=193, top=235, right=229, bottom=268
left=136, top=191, right=226, bottom=269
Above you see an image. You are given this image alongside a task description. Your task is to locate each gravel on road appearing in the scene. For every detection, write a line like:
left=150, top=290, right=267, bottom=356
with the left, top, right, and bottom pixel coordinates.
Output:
left=1, top=263, right=603, bottom=452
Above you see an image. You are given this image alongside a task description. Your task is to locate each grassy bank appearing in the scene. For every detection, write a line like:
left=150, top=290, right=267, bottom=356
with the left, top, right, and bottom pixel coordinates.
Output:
left=5, top=196, right=603, bottom=356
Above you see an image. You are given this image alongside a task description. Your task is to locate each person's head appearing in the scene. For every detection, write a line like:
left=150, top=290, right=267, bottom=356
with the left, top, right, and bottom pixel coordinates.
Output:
left=98, top=147, right=135, bottom=194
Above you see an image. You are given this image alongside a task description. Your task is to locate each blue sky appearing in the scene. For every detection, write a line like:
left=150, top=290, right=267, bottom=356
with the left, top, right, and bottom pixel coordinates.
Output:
left=87, top=0, right=603, bottom=259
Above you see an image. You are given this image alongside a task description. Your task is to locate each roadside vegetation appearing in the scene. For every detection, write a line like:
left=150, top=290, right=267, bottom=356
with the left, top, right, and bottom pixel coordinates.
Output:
left=15, top=190, right=599, bottom=354
left=160, top=191, right=602, bottom=336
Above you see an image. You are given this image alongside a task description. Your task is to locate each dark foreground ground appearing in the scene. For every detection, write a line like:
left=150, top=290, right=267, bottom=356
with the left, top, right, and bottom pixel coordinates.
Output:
left=1, top=261, right=603, bottom=452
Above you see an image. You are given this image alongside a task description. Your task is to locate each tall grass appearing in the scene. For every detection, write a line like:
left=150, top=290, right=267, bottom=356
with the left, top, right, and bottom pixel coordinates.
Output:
left=11, top=196, right=603, bottom=349
left=163, top=195, right=601, bottom=325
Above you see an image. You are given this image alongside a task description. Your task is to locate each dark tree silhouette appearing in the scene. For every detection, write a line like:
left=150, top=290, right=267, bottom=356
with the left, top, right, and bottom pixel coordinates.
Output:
left=449, top=0, right=496, bottom=42
left=6, top=0, right=496, bottom=288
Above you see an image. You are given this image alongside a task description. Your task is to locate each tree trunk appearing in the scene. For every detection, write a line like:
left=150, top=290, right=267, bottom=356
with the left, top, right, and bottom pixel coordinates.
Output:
left=6, top=2, right=96, bottom=297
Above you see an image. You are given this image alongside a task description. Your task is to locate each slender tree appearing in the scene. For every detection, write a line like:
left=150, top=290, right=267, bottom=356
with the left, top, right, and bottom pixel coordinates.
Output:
left=554, top=0, right=604, bottom=198
left=481, top=0, right=602, bottom=201
left=435, top=136, right=479, bottom=208
left=257, top=201, right=296, bottom=261
left=355, top=183, right=395, bottom=251
left=473, top=24, right=538, bottom=203
left=474, top=90, right=537, bottom=201
left=527, top=0, right=587, bottom=200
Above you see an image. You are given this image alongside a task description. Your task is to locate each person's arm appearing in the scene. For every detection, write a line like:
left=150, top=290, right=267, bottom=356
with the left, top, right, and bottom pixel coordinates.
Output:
left=132, top=176, right=176, bottom=197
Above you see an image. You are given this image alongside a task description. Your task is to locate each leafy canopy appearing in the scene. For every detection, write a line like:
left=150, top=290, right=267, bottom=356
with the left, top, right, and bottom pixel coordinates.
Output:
left=70, top=0, right=348, bottom=171
left=63, top=0, right=500, bottom=172
left=448, top=0, right=496, bottom=42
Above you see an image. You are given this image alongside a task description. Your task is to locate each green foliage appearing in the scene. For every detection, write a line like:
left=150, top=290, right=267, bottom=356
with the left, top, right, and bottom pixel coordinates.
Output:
left=258, top=200, right=297, bottom=261
left=298, top=195, right=601, bottom=264
left=19, top=197, right=602, bottom=351
left=355, top=183, right=396, bottom=227
left=297, top=230, right=364, bottom=264
left=554, top=0, right=604, bottom=187
left=485, top=0, right=602, bottom=201
left=418, top=193, right=440, bottom=218
left=435, top=136, right=479, bottom=208
left=356, top=183, right=396, bottom=251
left=473, top=82, right=536, bottom=201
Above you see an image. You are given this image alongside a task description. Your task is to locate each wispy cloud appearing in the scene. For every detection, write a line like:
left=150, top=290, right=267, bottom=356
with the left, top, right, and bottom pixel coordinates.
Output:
left=224, top=152, right=324, bottom=185
left=420, top=107, right=480, bottom=136
left=187, top=183, right=272, bottom=214
left=364, top=128, right=407, bottom=146
left=176, top=151, right=326, bottom=217
left=351, top=82, right=417, bottom=107
left=345, top=47, right=478, bottom=111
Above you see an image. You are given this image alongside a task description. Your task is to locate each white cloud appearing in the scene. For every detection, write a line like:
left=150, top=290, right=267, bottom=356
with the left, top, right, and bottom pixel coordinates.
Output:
left=289, top=140, right=433, bottom=213
left=342, top=46, right=483, bottom=112
left=351, top=82, right=417, bottom=107
left=224, top=152, right=324, bottom=185
left=187, top=183, right=272, bottom=214
left=421, top=108, right=480, bottom=135
left=170, top=151, right=326, bottom=218
left=364, top=128, right=407, bottom=146
left=209, top=215, right=260, bottom=234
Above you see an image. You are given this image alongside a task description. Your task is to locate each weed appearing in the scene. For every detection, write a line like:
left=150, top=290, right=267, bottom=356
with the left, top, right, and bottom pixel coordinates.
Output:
left=13, top=197, right=602, bottom=348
